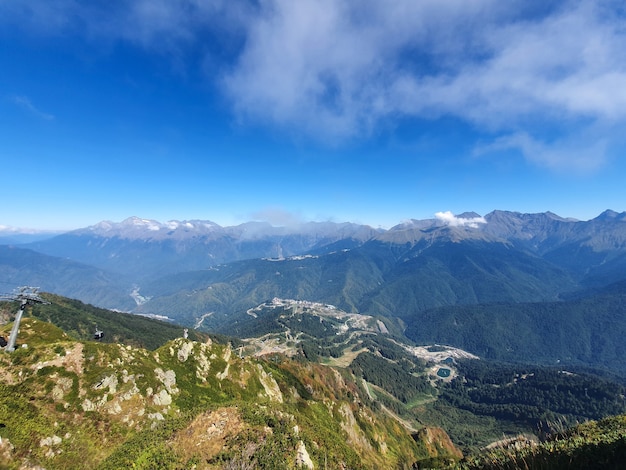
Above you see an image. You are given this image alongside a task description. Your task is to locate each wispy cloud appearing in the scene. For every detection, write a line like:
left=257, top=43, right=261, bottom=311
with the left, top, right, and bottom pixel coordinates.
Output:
left=474, top=132, right=609, bottom=173
left=224, top=0, right=506, bottom=138
left=0, top=224, right=52, bottom=234
left=435, top=211, right=486, bottom=228
left=11, top=95, right=55, bottom=120
left=3, top=0, right=625, bottom=170
left=223, top=0, right=626, bottom=169
left=0, top=0, right=246, bottom=58
left=250, top=207, right=304, bottom=227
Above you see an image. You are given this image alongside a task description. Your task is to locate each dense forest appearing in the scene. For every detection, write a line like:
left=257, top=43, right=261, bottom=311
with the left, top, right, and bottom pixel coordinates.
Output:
left=350, top=351, right=435, bottom=403
left=403, top=282, right=626, bottom=375
left=440, top=360, right=626, bottom=429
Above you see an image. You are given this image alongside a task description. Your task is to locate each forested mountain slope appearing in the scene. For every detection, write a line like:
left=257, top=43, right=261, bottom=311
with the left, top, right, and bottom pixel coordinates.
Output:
left=403, top=279, right=626, bottom=374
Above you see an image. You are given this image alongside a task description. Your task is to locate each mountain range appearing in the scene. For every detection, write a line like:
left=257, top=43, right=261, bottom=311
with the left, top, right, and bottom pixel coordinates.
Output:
left=3, top=209, right=626, bottom=373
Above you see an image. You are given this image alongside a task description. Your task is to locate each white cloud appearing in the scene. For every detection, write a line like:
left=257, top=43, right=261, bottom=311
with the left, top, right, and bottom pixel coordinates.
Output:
left=223, top=0, right=509, bottom=139
left=11, top=95, right=54, bottom=120
left=3, top=0, right=625, bottom=170
left=435, top=211, right=486, bottom=228
left=223, top=0, right=626, bottom=168
left=389, top=1, right=626, bottom=126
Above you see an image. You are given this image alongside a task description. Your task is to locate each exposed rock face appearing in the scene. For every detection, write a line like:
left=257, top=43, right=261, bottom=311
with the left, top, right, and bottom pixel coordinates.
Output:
left=415, top=427, right=464, bottom=460
left=94, top=374, right=118, bottom=394
left=32, top=343, right=85, bottom=377
left=154, top=368, right=178, bottom=394
left=0, top=436, right=14, bottom=461
left=177, top=340, right=194, bottom=362
left=152, top=388, right=172, bottom=406
left=195, top=343, right=212, bottom=381
left=338, top=403, right=372, bottom=451
left=170, top=407, right=246, bottom=464
left=216, top=344, right=232, bottom=380
left=296, top=440, right=314, bottom=469
left=40, top=435, right=63, bottom=458
left=257, top=364, right=283, bottom=403
left=51, top=375, right=73, bottom=401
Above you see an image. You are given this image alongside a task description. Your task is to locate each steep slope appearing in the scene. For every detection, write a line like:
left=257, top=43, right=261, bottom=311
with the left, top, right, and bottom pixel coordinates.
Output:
left=19, top=293, right=212, bottom=350
left=0, top=317, right=458, bottom=469
left=358, top=238, right=575, bottom=314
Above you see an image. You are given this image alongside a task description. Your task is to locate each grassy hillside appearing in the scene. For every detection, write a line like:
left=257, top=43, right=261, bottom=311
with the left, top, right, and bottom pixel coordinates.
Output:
left=0, top=316, right=458, bottom=469
left=1, top=293, right=213, bottom=350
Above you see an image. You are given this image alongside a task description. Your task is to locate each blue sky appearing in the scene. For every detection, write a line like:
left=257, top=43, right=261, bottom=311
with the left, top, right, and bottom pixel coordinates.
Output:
left=1, top=0, right=625, bottom=231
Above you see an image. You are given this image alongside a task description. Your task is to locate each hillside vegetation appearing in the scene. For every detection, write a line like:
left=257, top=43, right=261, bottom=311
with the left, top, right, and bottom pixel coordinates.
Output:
left=2, top=293, right=212, bottom=350
left=2, top=295, right=626, bottom=468
left=459, top=414, right=626, bottom=470
left=0, top=315, right=459, bottom=469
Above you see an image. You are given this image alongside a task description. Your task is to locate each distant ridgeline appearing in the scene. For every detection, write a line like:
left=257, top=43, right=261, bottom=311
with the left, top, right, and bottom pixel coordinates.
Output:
left=2, top=210, right=622, bottom=315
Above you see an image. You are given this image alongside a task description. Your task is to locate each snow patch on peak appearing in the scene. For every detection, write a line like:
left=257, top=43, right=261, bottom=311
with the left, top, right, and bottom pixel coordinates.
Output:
left=78, top=217, right=226, bottom=240
left=129, top=217, right=161, bottom=231
left=90, top=221, right=114, bottom=231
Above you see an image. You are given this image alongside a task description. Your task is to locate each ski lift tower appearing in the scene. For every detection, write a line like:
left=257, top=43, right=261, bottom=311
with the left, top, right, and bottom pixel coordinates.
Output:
left=0, top=286, right=49, bottom=352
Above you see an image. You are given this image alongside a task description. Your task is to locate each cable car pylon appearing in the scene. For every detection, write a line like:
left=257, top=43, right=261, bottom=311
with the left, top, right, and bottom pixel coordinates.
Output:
left=0, top=286, right=50, bottom=352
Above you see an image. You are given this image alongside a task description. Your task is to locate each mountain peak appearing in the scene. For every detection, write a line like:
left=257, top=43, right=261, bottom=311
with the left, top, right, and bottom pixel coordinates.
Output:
left=457, top=211, right=482, bottom=219
left=595, top=209, right=626, bottom=221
